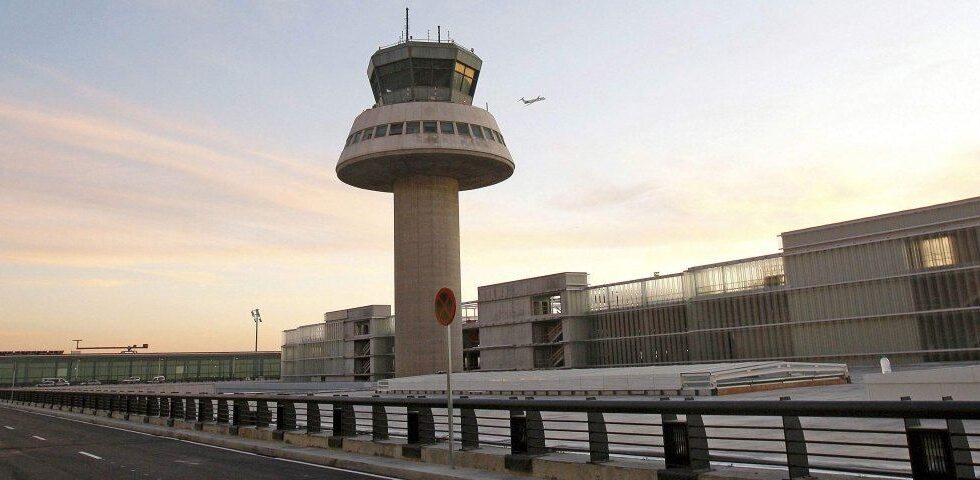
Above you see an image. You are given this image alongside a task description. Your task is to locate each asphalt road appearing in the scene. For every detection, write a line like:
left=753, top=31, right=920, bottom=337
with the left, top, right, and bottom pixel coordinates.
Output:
left=0, top=406, right=398, bottom=480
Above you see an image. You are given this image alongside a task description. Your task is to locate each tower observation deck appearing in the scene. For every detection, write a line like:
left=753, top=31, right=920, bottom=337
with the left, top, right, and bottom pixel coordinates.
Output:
left=337, top=39, right=514, bottom=377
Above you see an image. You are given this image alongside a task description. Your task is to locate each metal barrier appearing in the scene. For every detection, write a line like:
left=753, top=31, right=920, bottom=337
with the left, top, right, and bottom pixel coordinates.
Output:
left=2, top=388, right=978, bottom=479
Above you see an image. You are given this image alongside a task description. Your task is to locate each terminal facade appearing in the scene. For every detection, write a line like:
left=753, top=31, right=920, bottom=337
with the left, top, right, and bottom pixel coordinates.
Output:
left=0, top=351, right=280, bottom=387
left=283, top=196, right=979, bottom=380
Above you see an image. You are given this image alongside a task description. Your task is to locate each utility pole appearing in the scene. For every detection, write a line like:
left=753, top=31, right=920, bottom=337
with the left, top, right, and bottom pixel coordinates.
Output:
left=251, top=309, right=262, bottom=352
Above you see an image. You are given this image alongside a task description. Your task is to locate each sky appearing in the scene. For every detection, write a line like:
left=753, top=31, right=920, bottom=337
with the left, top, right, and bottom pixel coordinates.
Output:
left=1, top=1, right=978, bottom=352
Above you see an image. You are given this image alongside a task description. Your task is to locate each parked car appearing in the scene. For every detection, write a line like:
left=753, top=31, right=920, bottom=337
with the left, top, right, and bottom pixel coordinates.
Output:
left=78, top=379, right=101, bottom=386
left=120, top=376, right=141, bottom=384
left=40, top=377, right=70, bottom=386
left=147, top=375, right=166, bottom=383
left=36, top=380, right=56, bottom=387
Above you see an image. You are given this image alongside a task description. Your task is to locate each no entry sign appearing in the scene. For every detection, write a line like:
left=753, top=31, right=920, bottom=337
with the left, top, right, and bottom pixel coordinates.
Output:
left=434, top=287, right=457, bottom=326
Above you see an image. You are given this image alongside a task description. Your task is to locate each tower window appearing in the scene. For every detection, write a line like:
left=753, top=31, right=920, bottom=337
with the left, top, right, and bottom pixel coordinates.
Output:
left=483, top=126, right=495, bottom=141
left=389, top=122, right=403, bottom=135
left=453, top=62, right=477, bottom=95
left=494, top=130, right=505, bottom=145
left=362, top=128, right=373, bottom=140
left=374, top=124, right=388, bottom=138
left=440, top=121, right=455, bottom=134
left=456, top=123, right=471, bottom=136
left=422, top=121, right=437, bottom=133
left=470, top=124, right=485, bottom=139
left=352, top=131, right=362, bottom=143
left=405, top=121, right=420, bottom=134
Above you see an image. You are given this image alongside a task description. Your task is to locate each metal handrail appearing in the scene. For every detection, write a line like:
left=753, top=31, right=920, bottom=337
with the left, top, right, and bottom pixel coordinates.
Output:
left=15, top=390, right=976, bottom=418
left=4, top=388, right=979, bottom=479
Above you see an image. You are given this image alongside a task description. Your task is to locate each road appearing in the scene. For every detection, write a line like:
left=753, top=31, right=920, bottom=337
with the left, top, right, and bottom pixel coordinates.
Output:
left=0, top=406, right=398, bottom=480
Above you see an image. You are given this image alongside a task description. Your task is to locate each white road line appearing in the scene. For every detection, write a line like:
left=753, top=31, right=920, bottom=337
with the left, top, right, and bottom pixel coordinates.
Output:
left=3, top=425, right=14, bottom=430
left=32, top=435, right=46, bottom=441
left=78, top=451, right=102, bottom=460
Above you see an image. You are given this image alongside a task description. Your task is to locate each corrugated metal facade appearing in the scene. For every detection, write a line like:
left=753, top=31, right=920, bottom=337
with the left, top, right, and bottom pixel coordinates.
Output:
left=578, top=198, right=979, bottom=368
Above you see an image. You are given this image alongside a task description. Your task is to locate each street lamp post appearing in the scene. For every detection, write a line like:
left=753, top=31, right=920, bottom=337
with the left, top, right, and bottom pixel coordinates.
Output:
left=251, top=309, right=262, bottom=352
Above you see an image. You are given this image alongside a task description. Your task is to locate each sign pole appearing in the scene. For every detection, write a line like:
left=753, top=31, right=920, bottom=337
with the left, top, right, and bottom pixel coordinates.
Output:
left=447, top=324, right=454, bottom=469
left=434, top=287, right=457, bottom=470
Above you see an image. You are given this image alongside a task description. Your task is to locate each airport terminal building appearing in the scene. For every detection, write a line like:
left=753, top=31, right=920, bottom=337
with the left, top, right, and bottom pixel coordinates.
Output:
left=282, top=196, right=979, bottom=380
left=0, top=351, right=280, bottom=387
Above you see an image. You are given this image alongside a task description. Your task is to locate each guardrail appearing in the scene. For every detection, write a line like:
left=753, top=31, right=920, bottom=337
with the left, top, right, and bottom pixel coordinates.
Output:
left=2, top=388, right=978, bottom=479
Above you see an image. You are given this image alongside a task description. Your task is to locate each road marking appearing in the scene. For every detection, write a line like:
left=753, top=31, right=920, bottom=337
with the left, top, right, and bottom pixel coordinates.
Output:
left=32, top=435, right=46, bottom=441
left=3, top=425, right=14, bottom=430
left=78, top=451, right=102, bottom=460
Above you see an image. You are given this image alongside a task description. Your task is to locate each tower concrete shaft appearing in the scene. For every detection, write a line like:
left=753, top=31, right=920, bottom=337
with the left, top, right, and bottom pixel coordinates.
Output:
left=393, top=175, right=463, bottom=377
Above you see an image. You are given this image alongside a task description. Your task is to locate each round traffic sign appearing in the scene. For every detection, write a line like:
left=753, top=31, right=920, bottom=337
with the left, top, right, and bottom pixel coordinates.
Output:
left=434, top=287, right=457, bottom=326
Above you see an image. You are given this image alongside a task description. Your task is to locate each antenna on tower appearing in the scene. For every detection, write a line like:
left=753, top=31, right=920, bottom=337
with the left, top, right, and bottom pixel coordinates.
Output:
left=405, top=7, right=409, bottom=43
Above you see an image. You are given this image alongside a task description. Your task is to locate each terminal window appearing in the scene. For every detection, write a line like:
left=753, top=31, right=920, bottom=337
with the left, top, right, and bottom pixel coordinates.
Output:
left=440, top=121, right=455, bottom=134
left=422, top=121, right=437, bottom=133
left=405, top=121, right=420, bottom=134
left=532, top=294, right=563, bottom=315
left=455, top=122, right=471, bottom=136
left=374, top=124, right=388, bottom=138
left=470, top=124, right=485, bottom=139
left=389, top=122, right=403, bottom=135
left=916, top=235, right=955, bottom=268
left=354, top=321, right=370, bottom=336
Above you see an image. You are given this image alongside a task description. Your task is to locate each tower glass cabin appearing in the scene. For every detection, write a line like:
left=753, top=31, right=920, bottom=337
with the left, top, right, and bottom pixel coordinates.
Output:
left=368, top=41, right=482, bottom=106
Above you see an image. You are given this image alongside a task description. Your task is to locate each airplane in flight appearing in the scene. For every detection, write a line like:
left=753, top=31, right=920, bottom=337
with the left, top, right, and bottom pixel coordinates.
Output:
left=519, top=96, right=546, bottom=105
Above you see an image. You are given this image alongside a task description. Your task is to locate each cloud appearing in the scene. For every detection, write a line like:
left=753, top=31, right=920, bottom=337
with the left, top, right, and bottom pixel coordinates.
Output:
left=0, top=66, right=392, bottom=271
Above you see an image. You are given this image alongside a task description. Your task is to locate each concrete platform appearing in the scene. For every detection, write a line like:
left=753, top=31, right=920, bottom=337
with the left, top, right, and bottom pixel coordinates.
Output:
left=381, top=361, right=849, bottom=397
left=865, top=364, right=980, bottom=400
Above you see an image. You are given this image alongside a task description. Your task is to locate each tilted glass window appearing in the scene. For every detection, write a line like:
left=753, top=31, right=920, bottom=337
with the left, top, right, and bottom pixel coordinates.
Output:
left=422, top=121, right=438, bottom=133
left=412, top=58, right=454, bottom=88
left=389, top=122, right=403, bottom=135
left=440, top=121, right=455, bottom=134
left=483, top=126, right=495, bottom=141
left=352, top=131, right=362, bottom=143
left=376, top=59, right=413, bottom=93
left=494, top=130, right=505, bottom=145
left=345, top=134, right=354, bottom=146
left=405, top=121, right=420, bottom=134
left=455, top=122, right=471, bottom=136
left=362, top=128, right=373, bottom=140
left=470, top=124, right=485, bottom=139
left=375, top=124, right=388, bottom=138
left=453, top=61, right=478, bottom=95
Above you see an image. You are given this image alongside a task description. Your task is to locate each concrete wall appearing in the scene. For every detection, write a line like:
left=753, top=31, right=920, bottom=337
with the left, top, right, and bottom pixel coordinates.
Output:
left=865, top=365, right=980, bottom=400
left=476, top=273, right=588, bottom=371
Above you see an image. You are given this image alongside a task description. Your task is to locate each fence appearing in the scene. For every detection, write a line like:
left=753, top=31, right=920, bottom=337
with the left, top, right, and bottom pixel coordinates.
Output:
left=3, top=388, right=979, bottom=479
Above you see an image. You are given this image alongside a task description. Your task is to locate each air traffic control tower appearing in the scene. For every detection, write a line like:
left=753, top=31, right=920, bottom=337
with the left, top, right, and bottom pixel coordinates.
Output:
left=337, top=39, right=514, bottom=377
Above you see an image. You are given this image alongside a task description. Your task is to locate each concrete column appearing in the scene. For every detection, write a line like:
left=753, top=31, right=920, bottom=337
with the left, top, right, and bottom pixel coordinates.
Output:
left=393, top=175, right=463, bottom=377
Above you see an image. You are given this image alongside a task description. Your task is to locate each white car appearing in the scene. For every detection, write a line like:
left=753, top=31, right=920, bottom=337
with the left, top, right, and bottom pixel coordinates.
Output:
left=120, top=377, right=141, bottom=384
